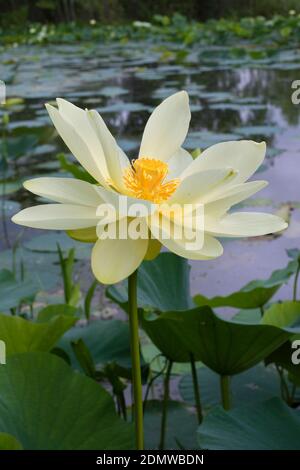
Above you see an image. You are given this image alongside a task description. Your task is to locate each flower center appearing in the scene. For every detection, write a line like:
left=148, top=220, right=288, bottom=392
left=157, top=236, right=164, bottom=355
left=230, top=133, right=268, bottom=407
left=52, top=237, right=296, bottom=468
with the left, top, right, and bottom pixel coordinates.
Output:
left=123, top=158, right=179, bottom=203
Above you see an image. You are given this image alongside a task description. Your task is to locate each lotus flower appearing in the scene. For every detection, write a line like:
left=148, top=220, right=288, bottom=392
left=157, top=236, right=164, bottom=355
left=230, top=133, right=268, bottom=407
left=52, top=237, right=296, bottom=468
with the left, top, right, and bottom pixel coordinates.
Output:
left=12, top=92, right=287, bottom=284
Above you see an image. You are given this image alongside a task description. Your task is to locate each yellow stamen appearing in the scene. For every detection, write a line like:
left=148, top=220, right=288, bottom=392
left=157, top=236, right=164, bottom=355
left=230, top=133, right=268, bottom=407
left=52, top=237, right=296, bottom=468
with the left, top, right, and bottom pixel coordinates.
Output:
left=123, top=158, right=179, bottom=203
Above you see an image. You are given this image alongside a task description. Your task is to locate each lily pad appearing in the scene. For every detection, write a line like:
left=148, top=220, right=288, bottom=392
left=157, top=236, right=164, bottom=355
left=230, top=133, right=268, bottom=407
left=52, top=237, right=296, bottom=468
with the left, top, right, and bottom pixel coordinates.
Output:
left=0, top=352, right=134, bottom=449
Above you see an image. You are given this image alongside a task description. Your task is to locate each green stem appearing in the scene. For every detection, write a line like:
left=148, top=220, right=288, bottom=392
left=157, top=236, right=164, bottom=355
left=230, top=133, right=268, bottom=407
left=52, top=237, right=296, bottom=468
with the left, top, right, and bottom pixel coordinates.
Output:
left=259, top=305, right=264, bottom=317
left=159, top=359, right=173, bottom=450
left=220, top=375, right=231, bottom=410
left=190, top=353, right=203, bottom=424
left=128, top=269, right=144, bottom=450
left=293, top=261, right=300, bottom=301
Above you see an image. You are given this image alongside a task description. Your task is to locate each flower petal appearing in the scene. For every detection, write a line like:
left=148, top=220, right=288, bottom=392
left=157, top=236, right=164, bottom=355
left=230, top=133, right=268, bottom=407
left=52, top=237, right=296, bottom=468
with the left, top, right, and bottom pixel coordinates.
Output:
left=204, top=181, right=268, bottom=216
left=66, top=227, right=97, bottom=243
left=23, top=177, right=103, bottom=206
left=181, top=140, right=266, bottom=184
left=167, top=168, right=236, bottom=205
left=91, top=234, right=148, bottom=284
left=95, top=186, right=156, bottom=221
left=148, top=213, right=223, bottom=260
left=56, top=99, right=109, bottom=178
left=205, top=212, right=288, bottom=237
left=12, top=204, right=98, bottom=230
left=167, top=147, right=193, bottom=180
left=87, top=109, right=130, bottom=191
left=46, top=103, right=109, bottom=188
left=139, top=91, right=191, bottom=162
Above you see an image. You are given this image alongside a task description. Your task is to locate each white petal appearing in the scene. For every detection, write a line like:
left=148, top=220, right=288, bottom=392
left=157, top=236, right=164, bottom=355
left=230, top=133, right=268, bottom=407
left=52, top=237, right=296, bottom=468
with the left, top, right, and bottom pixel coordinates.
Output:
left=205, top=212, right=288, bottom=237
left=204, top=181, right=268, bottom=216
left=167, top=168, right=236, bottom=205
left=87, top=109, right=130, bottom=191
left=57, top=99, right=110, bottom=179
left=12, top=204, right=98, bottom=230
left=23, top=177, right=103, bottom=206
left=46, top=103, right=109, bottom=189
left=148, top=213, right=223, bottom=259
left=139, top=91, right=191, bottom=162
left=91, top=235, right=148, bottom=284
left=167, top=148, right=193, bottom=180
left=181, top=140, right=266, bottom=183
left=95, top=186, right=156, bottom=221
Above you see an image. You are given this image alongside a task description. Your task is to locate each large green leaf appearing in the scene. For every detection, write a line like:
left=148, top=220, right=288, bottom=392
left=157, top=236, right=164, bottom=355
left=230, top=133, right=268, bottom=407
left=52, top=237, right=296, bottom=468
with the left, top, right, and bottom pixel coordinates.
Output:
left=0, top=269, right=39, bottom=311
left=141, top=306, right=300, bottom=373
left=0, top=308, right=77, bottom=355
left=197, top=398, right=300, bottom=450
left=58, top=319, right=132, bottom=369
left=0, top=433, right=23, bottom=450
left=179, top=364, right=280, bottom=409
left=262, top=301, right=300, bottom=328
left=144, top=401, right=197, bottom=450
left=107, top=253, right=193, bottom=312
left=265, top=341, right=300, bottom=378
left=194, top=260, right=297, bottom=309
left=0, top=353, right=134, bottom=449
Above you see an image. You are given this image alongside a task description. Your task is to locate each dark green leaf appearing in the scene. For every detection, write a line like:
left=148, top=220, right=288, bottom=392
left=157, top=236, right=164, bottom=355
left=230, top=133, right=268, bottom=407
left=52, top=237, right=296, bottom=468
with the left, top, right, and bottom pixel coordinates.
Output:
left=107, top=253, right=193, bottom=312
left=197, top=398, right=300, bottom=450
left=141, top=306, right=300, bottom=373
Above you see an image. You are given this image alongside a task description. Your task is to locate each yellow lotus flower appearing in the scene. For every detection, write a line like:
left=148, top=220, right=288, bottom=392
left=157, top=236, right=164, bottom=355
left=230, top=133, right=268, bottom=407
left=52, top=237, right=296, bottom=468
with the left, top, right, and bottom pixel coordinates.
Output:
left=12, top=92, right=287, bottom=284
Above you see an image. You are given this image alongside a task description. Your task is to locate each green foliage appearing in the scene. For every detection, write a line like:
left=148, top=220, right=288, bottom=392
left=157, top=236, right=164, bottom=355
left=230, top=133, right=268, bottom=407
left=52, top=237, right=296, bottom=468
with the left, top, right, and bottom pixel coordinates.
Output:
left=141, top=306, right=300, bottom=373
left=107, top=252, right=193, bottom=312
left=2, top=13, right=300, bottom=48
left=0, top=307, right=76, bottom=355
left=194, top=260, right=298, bottom=309
left=179, top=364, right=281, bottom=409
left=0, top=433, right=23, bottom=450
left=0, top=269, right=38, bottom=312
left=197, top=398, right=300, bottom=450
left=58, top=319, right=133, bottom=370
left=57, top=244, right=81, bottom=306
left=0, top=352, right=134, bottom=449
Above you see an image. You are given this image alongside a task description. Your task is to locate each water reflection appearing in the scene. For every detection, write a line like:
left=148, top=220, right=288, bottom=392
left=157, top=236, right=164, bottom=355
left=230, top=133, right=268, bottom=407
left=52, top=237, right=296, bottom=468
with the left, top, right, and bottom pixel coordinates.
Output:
left=1, top=41, right=300, bottom=295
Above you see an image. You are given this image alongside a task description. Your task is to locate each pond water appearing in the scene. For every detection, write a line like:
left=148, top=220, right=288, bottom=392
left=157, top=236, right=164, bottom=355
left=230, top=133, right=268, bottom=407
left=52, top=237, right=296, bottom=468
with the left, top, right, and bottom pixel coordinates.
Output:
left=1, top=41, right=300, bottom=301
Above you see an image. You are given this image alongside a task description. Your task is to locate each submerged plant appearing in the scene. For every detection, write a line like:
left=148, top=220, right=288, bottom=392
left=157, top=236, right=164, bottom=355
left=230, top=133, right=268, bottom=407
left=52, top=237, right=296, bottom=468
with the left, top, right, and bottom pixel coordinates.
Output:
left=12, top=91, right=287, bottom=449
